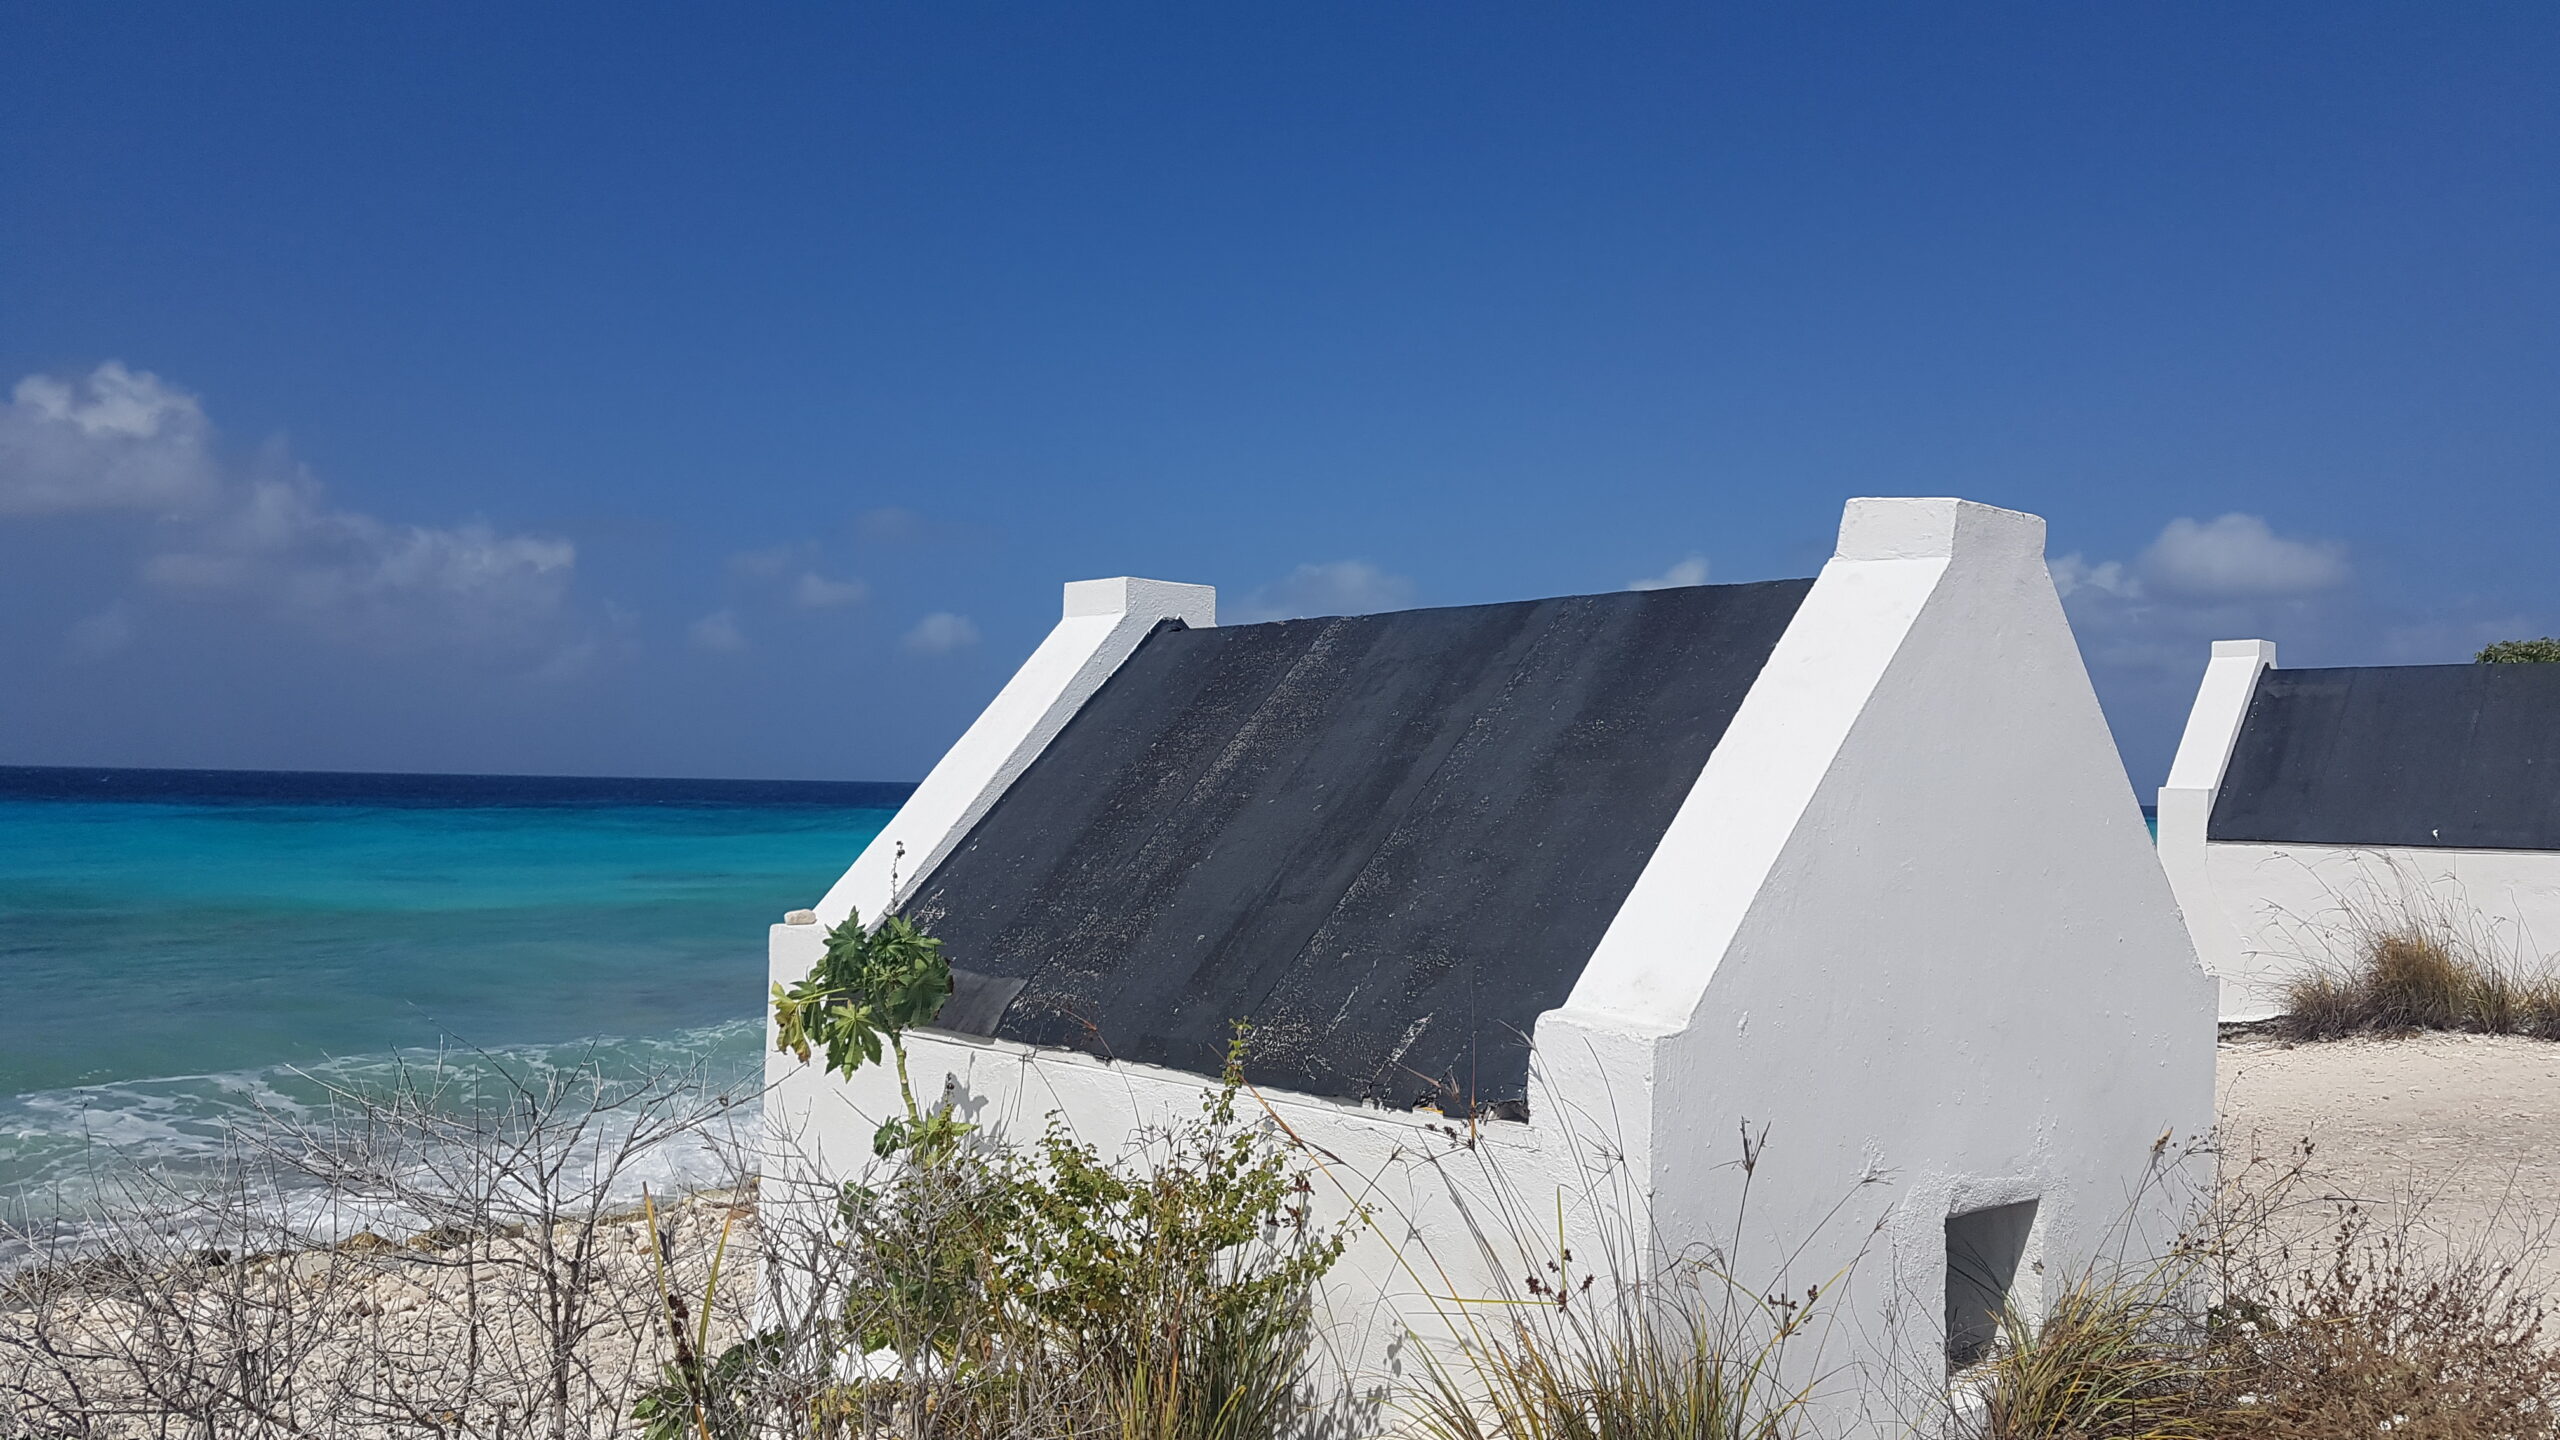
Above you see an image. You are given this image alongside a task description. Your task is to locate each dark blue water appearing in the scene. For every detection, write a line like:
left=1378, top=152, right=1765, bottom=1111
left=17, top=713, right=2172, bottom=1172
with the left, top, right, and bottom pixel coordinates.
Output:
left=0, top=767, right=903, bottom=1199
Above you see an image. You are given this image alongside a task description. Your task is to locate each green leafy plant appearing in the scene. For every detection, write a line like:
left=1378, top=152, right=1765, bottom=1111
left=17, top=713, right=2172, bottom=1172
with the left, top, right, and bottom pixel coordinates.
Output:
left=2477, top=637, right=2560, bottom=663
left=995, top=1049, right=1347, bottom=1440
left=836, top=1146, right=1026, bottom=1360
left=815, top=1041, right=1348, bottom=1440
left=766, top=969, right=1348, bottom=1440
left=772, top=909, right=966, bottom=1158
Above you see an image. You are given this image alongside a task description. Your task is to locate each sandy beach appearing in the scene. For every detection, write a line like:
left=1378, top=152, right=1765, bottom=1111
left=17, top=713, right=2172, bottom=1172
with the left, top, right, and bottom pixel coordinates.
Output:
left=2218, top=1030, right=2560, bottom=1290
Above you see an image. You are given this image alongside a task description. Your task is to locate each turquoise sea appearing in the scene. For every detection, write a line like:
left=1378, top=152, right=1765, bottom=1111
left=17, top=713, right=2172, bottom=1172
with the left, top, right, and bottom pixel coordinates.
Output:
left=0, top=767, right=902, bottom=1211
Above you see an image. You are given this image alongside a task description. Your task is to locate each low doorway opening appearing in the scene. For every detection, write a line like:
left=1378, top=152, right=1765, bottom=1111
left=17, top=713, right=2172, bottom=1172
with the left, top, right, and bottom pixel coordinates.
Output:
left=1945, top=1198, right=2038, bottom=1370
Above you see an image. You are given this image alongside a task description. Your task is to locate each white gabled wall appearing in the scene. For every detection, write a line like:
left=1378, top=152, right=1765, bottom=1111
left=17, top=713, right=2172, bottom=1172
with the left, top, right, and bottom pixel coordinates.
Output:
left=1584, top=499, right=2215, bottom=1428
left=2156, top=640, right=2278, bottom=1019
left=1560, top=498, right=1955, bottom=1033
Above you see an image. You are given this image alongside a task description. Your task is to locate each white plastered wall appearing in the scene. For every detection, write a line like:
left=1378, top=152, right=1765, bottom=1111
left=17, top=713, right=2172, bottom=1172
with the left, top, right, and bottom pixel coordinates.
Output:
left=763, top=500, right=2216, bottom=1434
left=2159, top=642, right=2560, bottom=1019
left=2188, top=842, right=2560, bottom=1019
left=1571, top=498, right=2216, bottom=1430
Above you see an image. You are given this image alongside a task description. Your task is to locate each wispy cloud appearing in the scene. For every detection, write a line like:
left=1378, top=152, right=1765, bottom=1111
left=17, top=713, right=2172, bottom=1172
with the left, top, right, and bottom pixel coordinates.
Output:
left=902, top=611, right=980, bottom=655
left=1, top=362, right=581, bottom=662
left=858, top=507, right=924, bottom=543
left=65, top=605, right=135, bottom=661
left=727, top=543, right=803, bottom=579
left=1629, top=554, right=1709, bottom=591
left=724, top=540, right=869, bottom=618
left=1227, top=559, right=1416, bottom=624
left=2048, top=553, right=2140, bottom=601
left=139, top=467, right=575, bottom=655
left=688, top=608, right=748, bottom=653
left=791, top=571, right=868, bottom=609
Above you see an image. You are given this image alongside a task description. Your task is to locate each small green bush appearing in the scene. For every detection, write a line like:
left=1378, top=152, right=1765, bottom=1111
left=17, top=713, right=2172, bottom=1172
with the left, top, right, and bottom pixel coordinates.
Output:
left=811, top=1055, right=1345, bottom=1440
left=752, top=911, right=1346, bottom=1440
left=2476, top=637, right=2560, bottom=664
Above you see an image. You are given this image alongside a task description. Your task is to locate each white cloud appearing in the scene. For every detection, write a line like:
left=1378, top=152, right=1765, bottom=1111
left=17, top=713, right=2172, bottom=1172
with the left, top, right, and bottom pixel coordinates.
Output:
left=726, top=543, right=867, bottom=610
left=2, top=361, right=582, bottom=661
left=902, top=611, right=980, bottom=655
left=1228, top=559, right=1417, bottom=624
left=792, top=571, right=868, bottom=609
left=2047, top=553, right=2141, bottom=601
left=2050, top=512, right=2358, bottom=686
left=0, top=362, right=220, bottom=516
left=1629, top=555, right=1710, bottom=591
left=2136, top=513, right=2348, bottom=601
left=688, top=609, right=747, bottom=653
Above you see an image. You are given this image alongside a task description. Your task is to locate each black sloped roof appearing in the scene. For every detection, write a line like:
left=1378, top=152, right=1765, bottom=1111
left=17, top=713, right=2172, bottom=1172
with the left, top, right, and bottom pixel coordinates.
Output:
left=2208, top=663, right=2560, bottom=850
left=902, top=578, right=1814, bottom=1113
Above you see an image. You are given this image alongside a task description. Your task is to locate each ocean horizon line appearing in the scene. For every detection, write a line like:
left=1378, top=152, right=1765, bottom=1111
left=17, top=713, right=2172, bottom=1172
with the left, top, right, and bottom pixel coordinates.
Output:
left=0, top=764, right=920, bottom=810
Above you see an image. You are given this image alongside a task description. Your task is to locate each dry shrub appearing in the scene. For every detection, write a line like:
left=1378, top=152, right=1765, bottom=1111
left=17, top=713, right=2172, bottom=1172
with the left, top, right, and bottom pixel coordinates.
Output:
left=1970, top=1153, right=2560, bottom=1440
left=2208, top=1205, right=2560, bottom=1438
left=0, top=1051, right=757, bottom=1440
left=2362, top=928, right=2468, bottom=1030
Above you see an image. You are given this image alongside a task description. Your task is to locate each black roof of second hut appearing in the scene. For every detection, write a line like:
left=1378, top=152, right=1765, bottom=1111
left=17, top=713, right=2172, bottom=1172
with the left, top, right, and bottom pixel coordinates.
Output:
left=2209, top=662, right=2560, bottom=851
left=903, top=577, right=1815, bottom=1114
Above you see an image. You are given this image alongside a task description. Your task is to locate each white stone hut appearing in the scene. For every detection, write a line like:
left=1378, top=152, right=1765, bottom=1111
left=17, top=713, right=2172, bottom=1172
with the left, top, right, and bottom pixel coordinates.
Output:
left=2160, top=640, right=2560, bottom=1020
left=766, top=497, right=2214, bottom=1429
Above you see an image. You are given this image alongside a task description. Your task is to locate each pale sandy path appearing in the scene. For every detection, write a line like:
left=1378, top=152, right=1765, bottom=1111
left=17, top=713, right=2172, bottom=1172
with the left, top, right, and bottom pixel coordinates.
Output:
left=2217, top=1031, right=2560, bottom=1287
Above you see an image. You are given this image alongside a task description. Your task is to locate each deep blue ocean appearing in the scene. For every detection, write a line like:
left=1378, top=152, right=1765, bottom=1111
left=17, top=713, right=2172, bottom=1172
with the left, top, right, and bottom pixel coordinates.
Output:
left=0, top=766, right=903, bottom=1209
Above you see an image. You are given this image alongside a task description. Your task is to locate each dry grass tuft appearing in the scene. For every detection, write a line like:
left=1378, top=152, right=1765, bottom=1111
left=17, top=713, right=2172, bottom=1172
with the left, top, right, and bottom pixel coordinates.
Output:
left=1974, top=1270, right=2218, bottom=1440
left=2281, top=919, right=2560, bottom=1042
left=1406, top=1264, right=1815, bottom=1440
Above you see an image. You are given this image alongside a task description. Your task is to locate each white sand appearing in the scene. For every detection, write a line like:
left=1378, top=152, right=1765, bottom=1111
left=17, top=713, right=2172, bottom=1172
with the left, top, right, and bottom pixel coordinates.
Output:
left=2218, top=1031, right=2560, bottom=1288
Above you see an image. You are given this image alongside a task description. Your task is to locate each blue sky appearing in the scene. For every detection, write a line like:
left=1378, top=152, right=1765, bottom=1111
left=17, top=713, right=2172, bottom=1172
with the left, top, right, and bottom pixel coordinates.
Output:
left=3, top=4, right=2554, bottom=785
